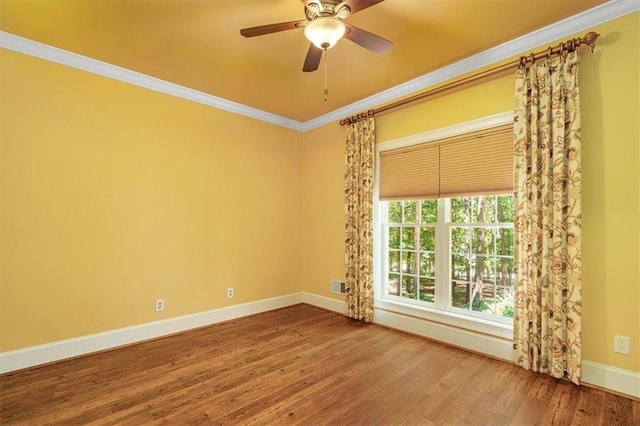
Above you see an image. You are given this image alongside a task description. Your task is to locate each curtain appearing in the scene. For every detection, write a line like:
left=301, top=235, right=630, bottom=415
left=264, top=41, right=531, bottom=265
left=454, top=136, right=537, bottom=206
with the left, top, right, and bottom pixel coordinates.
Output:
left=344, top=116, right=375, bottom=322
left=513, top=51, right=582, bottom=384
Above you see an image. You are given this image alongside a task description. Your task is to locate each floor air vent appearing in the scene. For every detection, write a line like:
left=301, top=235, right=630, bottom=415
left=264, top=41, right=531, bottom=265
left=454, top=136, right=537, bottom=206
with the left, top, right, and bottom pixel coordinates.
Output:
left=331, top=279, right=346, bottom=295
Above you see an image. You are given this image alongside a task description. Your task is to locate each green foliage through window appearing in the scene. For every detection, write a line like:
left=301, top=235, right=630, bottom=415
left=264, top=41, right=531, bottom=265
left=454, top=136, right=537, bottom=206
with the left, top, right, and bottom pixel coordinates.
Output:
left=384, top=200, right=437, bottom=303
left=384, top=196, right=515, bottom=321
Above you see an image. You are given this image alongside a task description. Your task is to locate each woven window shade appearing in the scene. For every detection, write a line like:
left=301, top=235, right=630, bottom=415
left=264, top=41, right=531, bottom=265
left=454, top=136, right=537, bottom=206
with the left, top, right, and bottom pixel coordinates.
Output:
left=379, top=143, right=439, bottom=200
left=379, top=124, right=513, bottom=200
left=440, top=124, right=513, bottom=197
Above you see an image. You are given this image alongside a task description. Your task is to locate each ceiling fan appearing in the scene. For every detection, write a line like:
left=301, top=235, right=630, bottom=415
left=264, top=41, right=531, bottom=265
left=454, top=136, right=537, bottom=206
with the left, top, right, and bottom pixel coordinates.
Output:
left=240, top=0, right=393, bottom=73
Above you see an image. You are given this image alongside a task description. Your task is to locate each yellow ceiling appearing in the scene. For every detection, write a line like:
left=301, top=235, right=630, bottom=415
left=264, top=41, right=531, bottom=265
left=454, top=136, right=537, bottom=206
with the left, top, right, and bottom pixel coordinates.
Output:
left=0, top=0, right=607, bottom=122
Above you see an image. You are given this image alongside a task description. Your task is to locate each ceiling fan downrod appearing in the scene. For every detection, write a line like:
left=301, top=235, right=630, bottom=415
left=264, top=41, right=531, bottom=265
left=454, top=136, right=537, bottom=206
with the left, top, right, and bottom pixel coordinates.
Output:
left=324, top=48, right=329, bottom=101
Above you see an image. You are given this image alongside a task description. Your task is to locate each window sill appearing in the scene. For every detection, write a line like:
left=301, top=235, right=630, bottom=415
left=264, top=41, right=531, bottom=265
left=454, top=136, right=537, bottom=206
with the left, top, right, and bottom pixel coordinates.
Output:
left=375, top=297, right=513, bottom=340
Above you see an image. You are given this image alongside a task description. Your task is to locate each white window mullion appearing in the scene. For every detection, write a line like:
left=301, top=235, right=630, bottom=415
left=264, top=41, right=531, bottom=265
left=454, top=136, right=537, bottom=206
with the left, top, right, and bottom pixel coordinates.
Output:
left=376, top=199, right=387, bottom=301
left=434, top=198, right=448, bottom=311
left=414, top=202, right=422, bottom=299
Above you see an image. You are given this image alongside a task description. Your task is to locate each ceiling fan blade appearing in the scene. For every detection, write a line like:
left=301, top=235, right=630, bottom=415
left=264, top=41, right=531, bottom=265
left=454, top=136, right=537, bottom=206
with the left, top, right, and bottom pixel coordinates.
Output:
left=336, top=0, right=384, bottom=16
left=303, top=44, right=323, bottom=72
left=240, top=20, right=307, bottom=38
left=344, top=24, right=393, bottom=55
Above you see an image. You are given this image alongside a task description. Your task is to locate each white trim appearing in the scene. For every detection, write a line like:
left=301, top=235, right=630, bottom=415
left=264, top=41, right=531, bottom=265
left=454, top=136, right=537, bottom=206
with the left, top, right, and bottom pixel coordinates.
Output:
left=0, top=32, right=305, bottom=132
left=302, top=292, right=345, bottom=314
left=377, top=111, right=514, bottom=151
left=0, top=293, right=303, bottom=374
left=582, top=360, right=640, bottom=398
left=1, top=1, right=637, bottom=132
left=374, top=308, right=515, bottom=362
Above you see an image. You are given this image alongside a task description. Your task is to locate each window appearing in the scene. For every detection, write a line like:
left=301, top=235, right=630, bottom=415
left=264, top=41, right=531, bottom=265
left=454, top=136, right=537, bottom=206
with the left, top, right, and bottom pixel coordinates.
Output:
left=376, top=114, right=515, bottom=328
left=382, top=195, right=514, bottom=323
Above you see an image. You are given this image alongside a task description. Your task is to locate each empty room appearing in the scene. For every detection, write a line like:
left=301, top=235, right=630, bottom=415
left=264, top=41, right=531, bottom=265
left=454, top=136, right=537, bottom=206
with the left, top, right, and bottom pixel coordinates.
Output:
left=1, top=0, right=638, bottom=424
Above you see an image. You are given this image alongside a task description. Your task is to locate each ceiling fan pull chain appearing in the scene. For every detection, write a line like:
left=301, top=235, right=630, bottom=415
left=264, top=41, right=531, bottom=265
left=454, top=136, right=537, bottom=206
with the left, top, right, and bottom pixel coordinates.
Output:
left=324, top=48, right=328, bottom=101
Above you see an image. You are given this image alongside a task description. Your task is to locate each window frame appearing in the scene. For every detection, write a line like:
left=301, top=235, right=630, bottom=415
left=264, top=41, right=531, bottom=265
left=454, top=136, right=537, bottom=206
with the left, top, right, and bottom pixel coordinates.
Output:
left=373, top=112, right=515, bottom=339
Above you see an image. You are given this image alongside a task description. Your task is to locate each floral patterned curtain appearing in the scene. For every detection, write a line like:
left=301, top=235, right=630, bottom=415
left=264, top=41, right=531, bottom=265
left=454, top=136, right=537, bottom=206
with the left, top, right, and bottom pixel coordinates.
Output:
left=513, top=51, right=582, bottom=384
left=344, top=116, right=375, bottom=322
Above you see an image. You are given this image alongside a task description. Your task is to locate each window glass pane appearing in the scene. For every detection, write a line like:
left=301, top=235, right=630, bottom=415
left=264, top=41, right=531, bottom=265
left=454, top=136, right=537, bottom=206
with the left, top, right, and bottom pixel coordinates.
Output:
left=451, top=281, right=469, bottom=309
left=451, top=227, right=470, bottom=254
left=450, top=197, right=471, bottom=223
left=388, top=202, right=402, bottom=223
left=496, top=286, right=514, bottom=318
left=402, top=275, right=417, bottom=298
left=472, top=228, right=495, bottom=255
left=476, top=196, right=496, bottom=222
left=389, top=227, right=400, bottom=249
left=419, top=227, right=435, bottom=252
left=389, top=250, right=400, bottom=273
left=403, top=201, right=417, bottom=223
left=467, top=255, right=478, bottom=282
left=497, top=258, right=514, bottom=287
left=402, top=251, right=416, bottom=274
left=470, top=296, right=493, bottom=314
left=461, top=280, right=493, bottom=314
left=388, top=273, right=400, bottom=296
left=479, top=257, right=497, bottom=285
left=497, top=195, right=515, bottom=222
left=496, top=228, right=514, bottom=256
left=451, top=254, right=470, bottom=281
left=471, top=197, right=481, bottom=222
left=402, top=227, right=415, bottom=249
left=419, top=253, right=435, bottom=277
left=420, top=199, right=438, bottom=223
left=419, top=278, right=435, bottom=303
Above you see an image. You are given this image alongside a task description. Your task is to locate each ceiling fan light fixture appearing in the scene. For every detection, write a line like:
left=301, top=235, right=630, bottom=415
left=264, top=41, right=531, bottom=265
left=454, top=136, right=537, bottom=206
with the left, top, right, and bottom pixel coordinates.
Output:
left=304, top=17, right=346, bottom=50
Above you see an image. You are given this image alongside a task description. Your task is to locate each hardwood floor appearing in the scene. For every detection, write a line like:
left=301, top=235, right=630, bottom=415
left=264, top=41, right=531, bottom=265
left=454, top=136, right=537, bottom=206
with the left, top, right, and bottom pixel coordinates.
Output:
left=1, top=304, right=638, bottom=425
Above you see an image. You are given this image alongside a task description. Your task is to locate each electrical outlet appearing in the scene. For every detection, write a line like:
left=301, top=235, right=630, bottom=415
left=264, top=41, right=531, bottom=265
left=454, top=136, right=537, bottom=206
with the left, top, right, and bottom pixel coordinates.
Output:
left=227, top=288, right=234, bottom=298
left=155, top=298, right=165, bottom=312
left=613, top=335, right=630, bottom=355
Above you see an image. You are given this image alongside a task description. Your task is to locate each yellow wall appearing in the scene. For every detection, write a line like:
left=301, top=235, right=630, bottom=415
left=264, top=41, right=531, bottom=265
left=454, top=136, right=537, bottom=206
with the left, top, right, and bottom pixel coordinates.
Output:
left=579, top=12, right=639, bottom=373
left=301, top=12, right=639, bottom=372
left=0, top=50, right=302, bottom=351
left=300, top=123, right=346, bottom=297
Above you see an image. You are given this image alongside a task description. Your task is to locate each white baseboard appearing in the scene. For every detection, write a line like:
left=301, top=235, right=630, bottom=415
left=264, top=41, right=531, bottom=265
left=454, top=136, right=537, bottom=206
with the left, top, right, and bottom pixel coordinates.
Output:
left=0, top=293, right=303, bottom=374
left=302, top=292, right=345, bottom=314
left=582, top=360, right=640, bottom=399
left=3, top=292, right=637, bottom=399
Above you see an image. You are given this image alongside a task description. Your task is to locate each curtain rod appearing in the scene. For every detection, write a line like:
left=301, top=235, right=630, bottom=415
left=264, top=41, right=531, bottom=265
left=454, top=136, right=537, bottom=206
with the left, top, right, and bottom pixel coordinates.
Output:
left=340, top=31, right=600, bottom=126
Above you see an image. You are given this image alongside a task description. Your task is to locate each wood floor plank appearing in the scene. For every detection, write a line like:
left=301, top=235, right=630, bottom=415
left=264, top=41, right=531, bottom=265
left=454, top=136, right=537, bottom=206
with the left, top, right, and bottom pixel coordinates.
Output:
left=1, top=304, right=638, bottom=425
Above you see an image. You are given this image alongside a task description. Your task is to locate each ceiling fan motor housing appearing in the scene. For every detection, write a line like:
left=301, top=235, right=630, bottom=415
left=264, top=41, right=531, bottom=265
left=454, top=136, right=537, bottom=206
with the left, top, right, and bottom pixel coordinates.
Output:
left=305, top=0, right=351, bottom=21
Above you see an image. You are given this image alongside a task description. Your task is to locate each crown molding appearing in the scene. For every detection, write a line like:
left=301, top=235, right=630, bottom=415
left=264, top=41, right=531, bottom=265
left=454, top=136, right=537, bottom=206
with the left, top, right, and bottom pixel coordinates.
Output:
left=0, top=31, right=306, bottom=132
left=1, top=0, right=638, bottom=133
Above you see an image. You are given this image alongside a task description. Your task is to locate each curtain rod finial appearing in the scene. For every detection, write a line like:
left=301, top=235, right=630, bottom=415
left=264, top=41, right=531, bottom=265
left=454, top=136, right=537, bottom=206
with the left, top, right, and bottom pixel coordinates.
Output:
left=583, top=32, right=600, bottom=49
